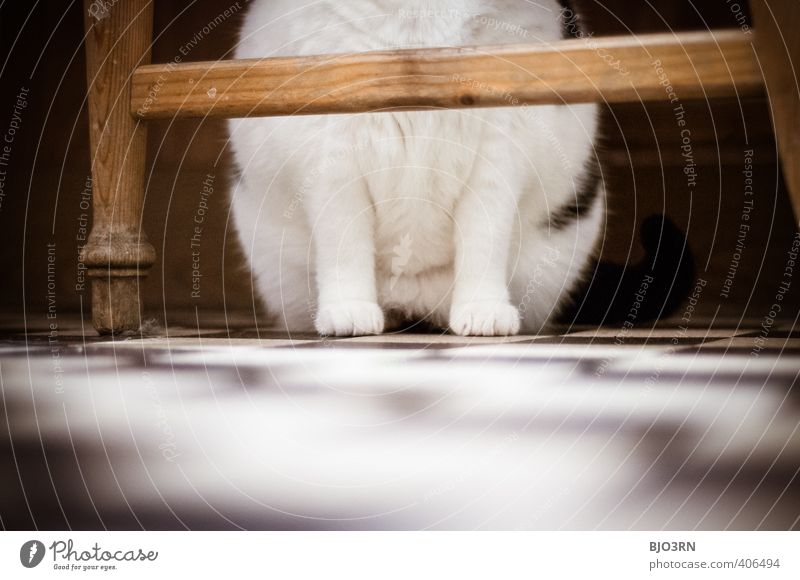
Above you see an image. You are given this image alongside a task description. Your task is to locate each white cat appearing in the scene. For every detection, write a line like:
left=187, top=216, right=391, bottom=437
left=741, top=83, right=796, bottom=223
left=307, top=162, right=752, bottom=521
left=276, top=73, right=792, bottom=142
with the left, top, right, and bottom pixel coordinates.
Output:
left=228, top=0, right=605, bottom=336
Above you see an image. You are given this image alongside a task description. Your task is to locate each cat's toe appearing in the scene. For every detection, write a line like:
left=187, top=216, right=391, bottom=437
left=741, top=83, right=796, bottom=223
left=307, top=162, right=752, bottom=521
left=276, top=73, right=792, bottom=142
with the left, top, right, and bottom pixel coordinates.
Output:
left=315, top=300, right=385, bottom=337
left=449, top=301, right=521, bottom=336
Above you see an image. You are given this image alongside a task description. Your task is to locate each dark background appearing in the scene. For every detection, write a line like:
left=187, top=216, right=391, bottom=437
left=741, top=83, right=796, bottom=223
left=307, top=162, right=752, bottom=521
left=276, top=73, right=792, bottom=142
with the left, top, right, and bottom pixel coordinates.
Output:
left=0, top=0, right=797, bottom=331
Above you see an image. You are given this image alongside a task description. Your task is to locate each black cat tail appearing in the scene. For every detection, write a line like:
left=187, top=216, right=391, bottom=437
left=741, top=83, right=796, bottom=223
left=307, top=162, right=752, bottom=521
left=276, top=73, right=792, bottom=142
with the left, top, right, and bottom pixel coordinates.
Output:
left=559, top=214, right=697, bottom=327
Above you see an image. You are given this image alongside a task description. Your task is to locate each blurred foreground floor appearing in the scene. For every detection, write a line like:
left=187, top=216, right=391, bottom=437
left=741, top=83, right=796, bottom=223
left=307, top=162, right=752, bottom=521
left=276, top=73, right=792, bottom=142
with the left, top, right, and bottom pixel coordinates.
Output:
left=1, top=317, right=799, bottom=530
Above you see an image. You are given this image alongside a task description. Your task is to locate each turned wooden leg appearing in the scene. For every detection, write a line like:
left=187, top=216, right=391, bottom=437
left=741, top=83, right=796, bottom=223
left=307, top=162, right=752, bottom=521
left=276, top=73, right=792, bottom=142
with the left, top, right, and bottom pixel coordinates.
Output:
left=751, top=0, right=800, bottom=224
left=82, top=0, right=156, bottom=334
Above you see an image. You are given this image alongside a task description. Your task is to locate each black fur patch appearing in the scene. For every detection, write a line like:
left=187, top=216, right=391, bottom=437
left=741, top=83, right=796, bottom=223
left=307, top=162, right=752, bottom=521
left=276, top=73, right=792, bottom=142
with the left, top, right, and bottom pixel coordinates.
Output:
left=546, top=154, right=602, bottom=231
left=556, top=0, right=579, bottom=39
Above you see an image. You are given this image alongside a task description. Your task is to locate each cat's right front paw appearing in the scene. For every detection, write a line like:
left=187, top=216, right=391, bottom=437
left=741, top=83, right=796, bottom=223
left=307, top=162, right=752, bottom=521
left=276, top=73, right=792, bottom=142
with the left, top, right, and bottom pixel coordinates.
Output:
left=449, top=300, right=521, bottom=337
left=315, top=300, right=385, bottom=337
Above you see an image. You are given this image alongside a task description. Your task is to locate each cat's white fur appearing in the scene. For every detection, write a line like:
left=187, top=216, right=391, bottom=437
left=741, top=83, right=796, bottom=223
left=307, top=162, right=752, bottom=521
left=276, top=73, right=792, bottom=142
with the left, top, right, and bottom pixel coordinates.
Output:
left=228, top=0, right=605, bottom=336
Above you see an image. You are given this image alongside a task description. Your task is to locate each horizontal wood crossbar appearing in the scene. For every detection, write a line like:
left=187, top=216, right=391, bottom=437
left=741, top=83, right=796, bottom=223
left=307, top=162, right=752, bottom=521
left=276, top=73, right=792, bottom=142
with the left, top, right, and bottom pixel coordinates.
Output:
left=131, top=29, right=763, bottom=120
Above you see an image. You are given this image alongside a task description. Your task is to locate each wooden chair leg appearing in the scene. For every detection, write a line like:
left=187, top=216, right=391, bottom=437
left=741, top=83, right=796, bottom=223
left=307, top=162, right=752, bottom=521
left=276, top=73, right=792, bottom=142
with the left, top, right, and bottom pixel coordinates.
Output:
left=751, top=0, right=800, bottom=225
left=82, top=0, right=156, bottom=334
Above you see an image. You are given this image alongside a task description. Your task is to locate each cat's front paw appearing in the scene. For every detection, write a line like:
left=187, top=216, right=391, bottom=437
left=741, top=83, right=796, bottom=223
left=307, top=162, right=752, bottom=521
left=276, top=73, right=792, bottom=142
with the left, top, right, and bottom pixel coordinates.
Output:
left=449, top=301, right=521, bottom=337
left=315, top=300, right=385, bottom=337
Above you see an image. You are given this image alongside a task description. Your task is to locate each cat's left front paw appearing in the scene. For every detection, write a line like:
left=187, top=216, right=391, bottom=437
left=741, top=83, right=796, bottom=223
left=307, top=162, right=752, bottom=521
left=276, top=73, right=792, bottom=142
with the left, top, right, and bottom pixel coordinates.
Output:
left=315, top=300, right=385, bottom=337
left=449, top=301, right=521, bottom=337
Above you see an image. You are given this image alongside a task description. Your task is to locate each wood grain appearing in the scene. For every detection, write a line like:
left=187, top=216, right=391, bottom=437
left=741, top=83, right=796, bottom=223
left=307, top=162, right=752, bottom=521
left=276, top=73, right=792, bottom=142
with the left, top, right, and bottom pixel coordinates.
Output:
left=751, top=0, right=800, bottom=224
left=131, top=29, right=763, bottom=120
left=83, top=0, right=156, bottom=334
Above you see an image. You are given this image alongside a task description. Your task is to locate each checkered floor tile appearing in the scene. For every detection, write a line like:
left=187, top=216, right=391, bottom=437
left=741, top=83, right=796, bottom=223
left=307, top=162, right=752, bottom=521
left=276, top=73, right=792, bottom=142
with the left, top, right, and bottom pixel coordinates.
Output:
left=1, top=319, right=798, bottom=530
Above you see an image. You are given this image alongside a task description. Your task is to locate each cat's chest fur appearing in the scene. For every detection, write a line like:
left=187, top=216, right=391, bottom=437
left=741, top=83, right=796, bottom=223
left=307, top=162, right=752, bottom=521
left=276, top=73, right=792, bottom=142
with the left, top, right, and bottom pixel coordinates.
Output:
left=352, top=111, right=482, bottom=275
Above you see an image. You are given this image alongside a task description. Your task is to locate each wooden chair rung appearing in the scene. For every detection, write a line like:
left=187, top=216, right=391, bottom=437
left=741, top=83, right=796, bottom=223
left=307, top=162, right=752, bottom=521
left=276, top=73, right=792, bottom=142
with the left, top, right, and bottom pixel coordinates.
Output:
left=131, top=29, right=763, bottom=120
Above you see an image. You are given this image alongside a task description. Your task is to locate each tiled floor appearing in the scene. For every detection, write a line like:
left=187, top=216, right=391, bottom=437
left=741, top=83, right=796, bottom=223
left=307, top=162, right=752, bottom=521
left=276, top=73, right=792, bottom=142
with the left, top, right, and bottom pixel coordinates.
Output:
left=1, top=317, right=799, bottom=530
